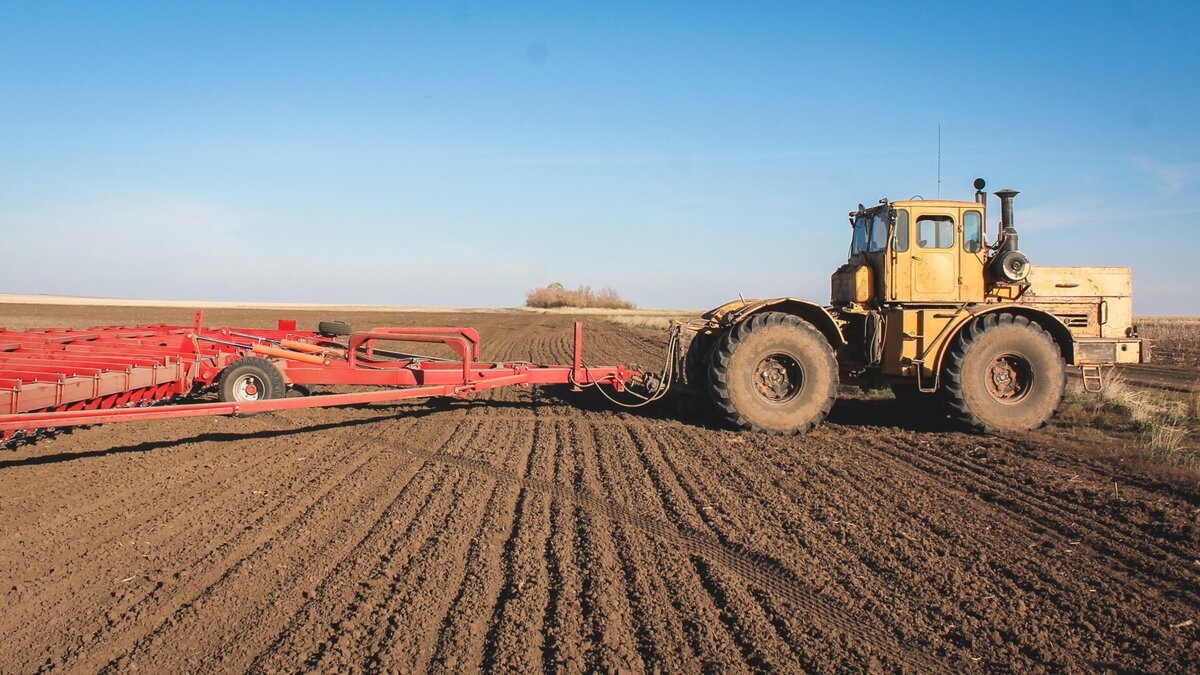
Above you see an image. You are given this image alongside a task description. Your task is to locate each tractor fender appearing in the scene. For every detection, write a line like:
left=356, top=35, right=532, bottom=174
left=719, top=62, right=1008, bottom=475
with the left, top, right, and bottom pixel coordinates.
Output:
left=703, top=298, right=846, bottom=347
left=926, top=305, right=1076, bottom=377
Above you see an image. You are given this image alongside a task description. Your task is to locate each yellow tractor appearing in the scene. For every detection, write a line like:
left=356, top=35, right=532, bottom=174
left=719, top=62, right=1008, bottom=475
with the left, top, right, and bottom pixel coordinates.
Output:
left=685, top=179, right=1146, bottom=434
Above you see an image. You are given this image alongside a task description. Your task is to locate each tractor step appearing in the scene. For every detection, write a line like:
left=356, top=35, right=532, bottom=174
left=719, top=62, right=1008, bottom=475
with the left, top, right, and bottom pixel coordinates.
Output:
left=1081, top=365, right=1105, bottom=393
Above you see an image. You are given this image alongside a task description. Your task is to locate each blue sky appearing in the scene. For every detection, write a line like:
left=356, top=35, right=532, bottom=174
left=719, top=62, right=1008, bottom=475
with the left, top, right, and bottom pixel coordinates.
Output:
left=1, top=1, right=1197, bottom=313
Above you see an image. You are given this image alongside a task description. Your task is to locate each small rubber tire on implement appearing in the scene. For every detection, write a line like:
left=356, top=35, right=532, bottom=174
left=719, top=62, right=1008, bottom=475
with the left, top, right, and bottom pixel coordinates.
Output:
left=318, top=320, right=352, bottom=338
left=218, top=357, right=287, bottom=406
left=708, top=312, right=838, bottom=435
left=941, top=312, right=1065, bottom=433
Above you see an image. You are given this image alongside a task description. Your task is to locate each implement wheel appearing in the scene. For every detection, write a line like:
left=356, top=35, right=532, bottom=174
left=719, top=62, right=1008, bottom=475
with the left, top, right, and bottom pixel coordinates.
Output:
left=708, top=312, right=838, bottom=435
left=941, top=313, right=1065, bottom=432
left=219, top=357, right=286, bottom=404
left=318, top=320, right=352, bottom=338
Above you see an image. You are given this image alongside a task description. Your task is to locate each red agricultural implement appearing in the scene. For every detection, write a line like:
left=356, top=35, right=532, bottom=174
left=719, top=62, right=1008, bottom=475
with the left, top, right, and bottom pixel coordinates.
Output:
left=0, top=312, right=676, bottom=447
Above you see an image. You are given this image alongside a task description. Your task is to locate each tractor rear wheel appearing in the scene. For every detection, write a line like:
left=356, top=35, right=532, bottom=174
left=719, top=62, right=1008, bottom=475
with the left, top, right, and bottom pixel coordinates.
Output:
left=218, top=357, right=287, bottom=405
left=708, top=312, right=838, bottom=435
left=941, top=313, right=1065, bottom=432
left=684, top=331, right=716, bottom=388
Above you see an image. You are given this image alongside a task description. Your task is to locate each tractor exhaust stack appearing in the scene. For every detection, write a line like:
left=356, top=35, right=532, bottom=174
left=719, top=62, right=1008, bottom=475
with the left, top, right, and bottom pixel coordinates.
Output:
left=989, top=188, right=1030, bottom=282
left=994, top=188, right=1020, bottom=254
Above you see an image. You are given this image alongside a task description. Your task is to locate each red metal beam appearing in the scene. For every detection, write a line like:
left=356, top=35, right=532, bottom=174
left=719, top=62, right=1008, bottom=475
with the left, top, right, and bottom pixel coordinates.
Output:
left=0, top=374, right=531, bottom=433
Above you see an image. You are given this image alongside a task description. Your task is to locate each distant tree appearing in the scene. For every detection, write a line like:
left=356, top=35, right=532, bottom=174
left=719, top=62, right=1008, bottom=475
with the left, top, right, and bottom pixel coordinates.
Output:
left=524, top=283, right=634, bottom=309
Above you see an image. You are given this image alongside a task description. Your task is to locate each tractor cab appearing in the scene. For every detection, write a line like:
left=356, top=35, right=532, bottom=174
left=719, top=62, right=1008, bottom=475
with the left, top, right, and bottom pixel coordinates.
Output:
left=832, top=183, right=993, bottom=307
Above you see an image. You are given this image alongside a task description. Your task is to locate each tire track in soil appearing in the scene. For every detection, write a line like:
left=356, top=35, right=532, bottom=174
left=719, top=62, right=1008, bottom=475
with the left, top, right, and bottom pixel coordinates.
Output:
left=717, top=424, right=1166, bottom=669
left=411, top=422, right=947, bottom=673
left=90, top=418, right=461, bottom=673
left=634, top=422, right=908, bottom=670
left=8, top=309, right=1197, bottom=673
left=356, top=419, right=534, bottom=673
left=733, top=429, right=1072, bottom=667
left=751, top=426, right=1195, bottom=671
left=869, top=433, right=1199, bottom=603
left=615, top=420, right=940, bottom=672
left=661, top=423, right=988, bottom=664
left=617, top=421, right=887, bottom=671
left=844, top=432, right=1198, bottom=669
left=392, top=419, right=540, bottom=673
left=584, top=421, right=709, bottom=672
left=286, top=420, right=491, bottom=672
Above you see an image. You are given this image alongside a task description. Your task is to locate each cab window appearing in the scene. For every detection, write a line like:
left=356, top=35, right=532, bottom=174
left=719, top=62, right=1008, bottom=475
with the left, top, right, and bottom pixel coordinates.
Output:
left=851, top=216, right=868, bottom=255
left=868, top=211, right=889, bottom=252
left=916, top=216, right=954, bottom=249
left=963, top=210, right=983, bottom=253
left=893, top=209, right=909, bottom=252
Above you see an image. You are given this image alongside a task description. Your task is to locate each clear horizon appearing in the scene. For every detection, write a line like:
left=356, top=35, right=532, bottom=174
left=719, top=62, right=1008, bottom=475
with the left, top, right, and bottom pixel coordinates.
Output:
left=2, top=2, right=1197, bottom=314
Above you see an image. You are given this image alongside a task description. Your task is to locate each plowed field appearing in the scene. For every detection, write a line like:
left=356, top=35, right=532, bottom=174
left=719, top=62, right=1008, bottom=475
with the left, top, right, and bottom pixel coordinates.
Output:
left=1, top=305, right=1197, bottom=673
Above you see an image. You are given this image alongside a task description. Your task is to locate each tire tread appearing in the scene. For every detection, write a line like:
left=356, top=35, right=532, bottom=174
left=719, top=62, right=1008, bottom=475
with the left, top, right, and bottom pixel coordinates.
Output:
left=708, top=312, right=838, bottom=435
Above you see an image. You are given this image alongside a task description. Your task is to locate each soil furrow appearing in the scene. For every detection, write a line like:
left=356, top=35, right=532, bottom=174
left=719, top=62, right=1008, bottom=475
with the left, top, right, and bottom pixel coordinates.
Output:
left=428, top=420, right=545, bottom=673
left=3, top=307, right=1196, bottom=673
left=93, top=431, right=432, bottom=672
left=361, top=420, right=533, bottom=672
left=870, top=433, right=1199, bottom=602
left=18, top=427, right=388, bottom=672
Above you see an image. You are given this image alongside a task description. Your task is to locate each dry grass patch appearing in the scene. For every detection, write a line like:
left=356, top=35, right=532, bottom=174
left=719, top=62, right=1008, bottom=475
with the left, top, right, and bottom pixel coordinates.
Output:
left=1137, top=316, right=1200, bottom=370
left=1082, top=370, right=1198, bottom=465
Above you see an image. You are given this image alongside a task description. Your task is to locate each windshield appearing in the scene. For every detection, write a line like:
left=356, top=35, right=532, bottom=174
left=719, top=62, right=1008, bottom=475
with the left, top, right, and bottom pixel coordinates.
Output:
left=850, top=210, right=890, bottom=257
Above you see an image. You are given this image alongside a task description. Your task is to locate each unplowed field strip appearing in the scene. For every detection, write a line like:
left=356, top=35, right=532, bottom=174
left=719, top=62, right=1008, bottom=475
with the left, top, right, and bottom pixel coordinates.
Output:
left=1, top=305, right=1196, bottom=672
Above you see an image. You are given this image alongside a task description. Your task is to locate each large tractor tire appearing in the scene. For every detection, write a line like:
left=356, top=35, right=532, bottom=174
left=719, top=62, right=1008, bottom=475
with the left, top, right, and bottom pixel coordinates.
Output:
left=218, top=357, right=287, bottom=404
left=941, top=313, right=1065, bottom=433
left=684, top=331, right=716, bottom=388
left=708, top=312, right=838, bottom=435
left=678, top=331, right=716, bottom=416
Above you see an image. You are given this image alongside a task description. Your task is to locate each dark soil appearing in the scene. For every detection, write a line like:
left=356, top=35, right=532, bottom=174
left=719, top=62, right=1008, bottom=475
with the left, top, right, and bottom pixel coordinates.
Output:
left=1, top=304, right=1197, bottom=673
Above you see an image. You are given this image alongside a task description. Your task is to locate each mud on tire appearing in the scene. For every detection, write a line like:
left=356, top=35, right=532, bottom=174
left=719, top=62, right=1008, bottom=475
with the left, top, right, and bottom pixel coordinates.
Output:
left=708, top=312, right=838, bottom=435
left=941, top=313, right=1065, bottom=433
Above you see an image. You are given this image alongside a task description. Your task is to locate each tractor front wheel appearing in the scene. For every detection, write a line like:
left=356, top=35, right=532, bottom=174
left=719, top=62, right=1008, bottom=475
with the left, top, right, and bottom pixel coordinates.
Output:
left=708, top=312, right=838, bottom=435
left=941, top=313, right=1065, bottom=432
